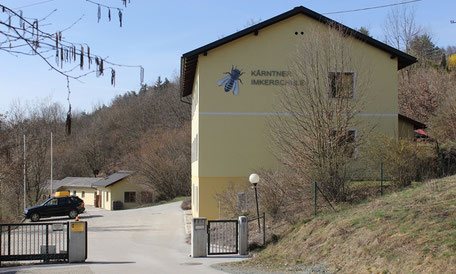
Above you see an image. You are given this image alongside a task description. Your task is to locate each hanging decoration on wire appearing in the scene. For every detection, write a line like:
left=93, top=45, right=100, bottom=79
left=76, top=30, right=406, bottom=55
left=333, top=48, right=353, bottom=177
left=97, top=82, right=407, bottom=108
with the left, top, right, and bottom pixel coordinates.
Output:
left=111, top=69, right=116, bottom=86
left=0, top=0, right=144, bottom=116
left=118, top=9, right=123, bottom=27
left=85, top=0, right=127, bottom=27
left=97, top=4, right=101, bottom=23
left=65, top=77, right=72, bottom=136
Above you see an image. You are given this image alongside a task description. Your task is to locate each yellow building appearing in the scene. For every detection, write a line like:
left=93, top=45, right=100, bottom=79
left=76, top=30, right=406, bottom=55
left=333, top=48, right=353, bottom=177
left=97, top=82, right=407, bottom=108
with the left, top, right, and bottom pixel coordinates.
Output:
left=55, top=177, right=99, bottom=206
left=55, top=171, right=151, bottom=210
left=93, top=170, right=149, bottom=210
left=180, top=6, right=422, bottom=219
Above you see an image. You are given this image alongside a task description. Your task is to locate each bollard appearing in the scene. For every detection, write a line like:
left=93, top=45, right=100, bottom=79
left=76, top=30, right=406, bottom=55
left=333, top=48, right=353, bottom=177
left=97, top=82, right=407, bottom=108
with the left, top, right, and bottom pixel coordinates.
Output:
left=68, top=221, right=87, bottom=263
left=191, top=218, right=207, bottom=257
left=238, top=216, right=248, bottom=255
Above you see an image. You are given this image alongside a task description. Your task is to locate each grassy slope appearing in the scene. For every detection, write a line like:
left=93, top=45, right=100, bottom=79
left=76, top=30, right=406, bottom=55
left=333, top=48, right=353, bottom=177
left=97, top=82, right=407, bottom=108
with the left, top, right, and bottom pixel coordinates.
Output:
left=241, top=176, right=456, bottom=273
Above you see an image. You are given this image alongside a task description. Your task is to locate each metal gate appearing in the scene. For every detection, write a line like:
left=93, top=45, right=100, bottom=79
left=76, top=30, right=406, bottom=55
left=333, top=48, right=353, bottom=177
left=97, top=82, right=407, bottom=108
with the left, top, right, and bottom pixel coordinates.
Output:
left=0, top=222, right=69, bottom=263
left=207, top=220, right=238, bottom=255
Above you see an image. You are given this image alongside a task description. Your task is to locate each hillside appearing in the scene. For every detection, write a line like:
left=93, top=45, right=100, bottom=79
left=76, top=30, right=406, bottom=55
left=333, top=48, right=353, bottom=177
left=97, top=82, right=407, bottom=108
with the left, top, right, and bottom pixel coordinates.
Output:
left=0, top=80, right=191, bottom=222
left=235, top=176, right=456, bottom=273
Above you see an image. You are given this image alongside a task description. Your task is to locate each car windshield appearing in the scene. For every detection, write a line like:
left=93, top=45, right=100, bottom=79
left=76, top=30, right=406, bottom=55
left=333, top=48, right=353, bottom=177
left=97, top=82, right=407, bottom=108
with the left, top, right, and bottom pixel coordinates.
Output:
left=40, top=198, right=55, bottom=206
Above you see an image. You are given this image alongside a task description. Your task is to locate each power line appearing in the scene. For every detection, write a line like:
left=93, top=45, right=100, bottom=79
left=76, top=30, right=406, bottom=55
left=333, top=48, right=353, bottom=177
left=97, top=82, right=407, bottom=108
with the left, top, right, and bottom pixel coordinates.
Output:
left=323, top=0, right=422, bottom=15
left=85, top=0, right=123, bottom=11
left=13, top=0, right=55, bottom=10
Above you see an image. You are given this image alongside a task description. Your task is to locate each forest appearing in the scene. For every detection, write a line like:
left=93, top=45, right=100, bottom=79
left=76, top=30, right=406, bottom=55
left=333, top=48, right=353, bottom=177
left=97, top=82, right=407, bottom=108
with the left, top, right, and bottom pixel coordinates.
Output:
left=0, top=78, right=191, bottom=222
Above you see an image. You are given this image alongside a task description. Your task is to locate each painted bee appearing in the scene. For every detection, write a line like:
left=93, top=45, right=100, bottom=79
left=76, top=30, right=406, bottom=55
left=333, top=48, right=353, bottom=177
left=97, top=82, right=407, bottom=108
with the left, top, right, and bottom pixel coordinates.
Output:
left=217, top=66, right=244, bottom=95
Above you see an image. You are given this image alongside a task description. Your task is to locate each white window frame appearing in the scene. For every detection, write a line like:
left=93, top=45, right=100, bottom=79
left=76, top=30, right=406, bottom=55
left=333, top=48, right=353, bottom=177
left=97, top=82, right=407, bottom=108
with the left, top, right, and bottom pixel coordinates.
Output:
left=328, top=71, right=357, bottom=100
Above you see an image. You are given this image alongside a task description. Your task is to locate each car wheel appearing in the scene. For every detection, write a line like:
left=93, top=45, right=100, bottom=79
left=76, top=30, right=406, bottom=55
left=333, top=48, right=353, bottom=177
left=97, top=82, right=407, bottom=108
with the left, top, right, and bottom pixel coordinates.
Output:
left=30, top=213, right=40, bottom=222
left=69, top=209, right=78, bottom=219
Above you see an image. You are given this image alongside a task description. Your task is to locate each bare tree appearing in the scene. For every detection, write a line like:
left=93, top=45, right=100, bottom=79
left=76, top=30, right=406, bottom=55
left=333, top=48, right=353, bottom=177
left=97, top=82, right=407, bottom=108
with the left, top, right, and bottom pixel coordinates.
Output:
left=382, top=3, right=422, bottom=52
left=269, top=24, right=372, bottom=201
left=137, top=124, right=191, bottom=200
left=399, top=67, right=453, bottom=123
left=0, top=1, right=143, bottom=135
left=1, top=2, right=141, bottom=80
left=429, top=84, right=456, bottom=143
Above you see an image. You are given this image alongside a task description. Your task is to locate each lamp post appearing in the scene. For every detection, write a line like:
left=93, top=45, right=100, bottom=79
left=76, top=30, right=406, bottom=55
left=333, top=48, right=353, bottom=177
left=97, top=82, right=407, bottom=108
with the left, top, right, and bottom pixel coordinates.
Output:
left=249, top=173, right=261, bottom=230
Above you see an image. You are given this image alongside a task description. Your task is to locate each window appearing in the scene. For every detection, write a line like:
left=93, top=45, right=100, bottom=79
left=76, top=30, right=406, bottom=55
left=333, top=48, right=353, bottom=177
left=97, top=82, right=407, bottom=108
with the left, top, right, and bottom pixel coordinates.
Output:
left=58, top=197, right=71, bottom=205
left=331, top=129, right=357, bottom=157
left=237, top=192, right=247, bottom=213
left=124, top=192, right=136, bottom=203
left=106, top=192, right=109, bottom=201
left=72, top=190, right=77, bottom=196
left=46, top=198, right=58, bottom=206
left=81, top=191, right=85, bottom=198
left=328, top=71, right=355, bottom=99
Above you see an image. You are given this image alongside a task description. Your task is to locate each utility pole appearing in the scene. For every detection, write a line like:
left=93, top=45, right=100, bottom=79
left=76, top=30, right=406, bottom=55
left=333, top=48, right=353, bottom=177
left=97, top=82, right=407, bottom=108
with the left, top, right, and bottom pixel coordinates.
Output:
left=50, top=131, right=53, bottom=196
left=23, top=134, right=26, bottom=210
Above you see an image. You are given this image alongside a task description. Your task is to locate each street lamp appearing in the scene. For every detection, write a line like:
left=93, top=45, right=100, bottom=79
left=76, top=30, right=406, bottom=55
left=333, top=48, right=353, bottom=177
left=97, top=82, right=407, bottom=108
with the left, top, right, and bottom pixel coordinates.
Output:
left=249, top=173, right=261, bottom=230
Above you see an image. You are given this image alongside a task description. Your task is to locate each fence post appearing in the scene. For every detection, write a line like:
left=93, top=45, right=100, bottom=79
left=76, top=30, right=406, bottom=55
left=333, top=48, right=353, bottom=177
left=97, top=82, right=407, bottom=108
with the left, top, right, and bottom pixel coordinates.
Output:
left=238, top=216, right=248, bottom=255
left=45, top=225, right=49, bottom=262
left=8, top=225, right=11, bottom=256
left=381, top=162, right=384, bottom=196
left=191, top=218, right=207, bottom=257
left=0, top=224, right=2, bottom=267
left=69, top=221, right=88, bottom=263
left=262, top=212, right=266, bottom=246
left=314, top=182, right=317, bottom=216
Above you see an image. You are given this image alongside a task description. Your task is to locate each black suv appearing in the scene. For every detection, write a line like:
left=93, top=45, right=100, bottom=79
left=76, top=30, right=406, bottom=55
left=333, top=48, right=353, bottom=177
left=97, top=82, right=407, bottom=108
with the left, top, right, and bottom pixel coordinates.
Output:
left=24, top=196, right=85, bottom=222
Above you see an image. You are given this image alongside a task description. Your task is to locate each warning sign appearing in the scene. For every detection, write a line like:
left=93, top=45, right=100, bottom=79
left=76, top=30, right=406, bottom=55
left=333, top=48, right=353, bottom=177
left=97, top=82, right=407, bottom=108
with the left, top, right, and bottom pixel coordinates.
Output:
left=71, top=222, right=84, bottom=232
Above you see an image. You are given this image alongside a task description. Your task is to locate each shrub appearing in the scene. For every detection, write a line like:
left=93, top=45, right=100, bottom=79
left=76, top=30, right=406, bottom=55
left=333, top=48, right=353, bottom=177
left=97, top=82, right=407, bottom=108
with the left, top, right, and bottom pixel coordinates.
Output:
left=181, top=198, right=191, bottom=210
left=216, top=169, right=313, bottom=222
left=369, top=137, right=438, bottom=188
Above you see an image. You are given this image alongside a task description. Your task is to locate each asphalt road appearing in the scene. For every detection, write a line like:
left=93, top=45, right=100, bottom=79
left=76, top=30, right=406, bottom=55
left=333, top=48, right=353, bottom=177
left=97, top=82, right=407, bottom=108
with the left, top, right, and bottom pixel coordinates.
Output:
left=0, top=202, right=247, bottom=274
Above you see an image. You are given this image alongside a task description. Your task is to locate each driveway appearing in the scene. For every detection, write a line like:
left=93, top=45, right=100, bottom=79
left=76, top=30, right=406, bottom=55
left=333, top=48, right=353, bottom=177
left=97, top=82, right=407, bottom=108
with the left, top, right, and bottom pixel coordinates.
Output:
left=0, top=202, right=247, bottom=273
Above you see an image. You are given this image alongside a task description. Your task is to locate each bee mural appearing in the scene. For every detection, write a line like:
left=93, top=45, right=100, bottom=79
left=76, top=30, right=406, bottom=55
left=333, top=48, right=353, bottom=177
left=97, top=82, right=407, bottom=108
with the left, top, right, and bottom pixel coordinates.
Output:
left=217, top=66, right=244, bottom=95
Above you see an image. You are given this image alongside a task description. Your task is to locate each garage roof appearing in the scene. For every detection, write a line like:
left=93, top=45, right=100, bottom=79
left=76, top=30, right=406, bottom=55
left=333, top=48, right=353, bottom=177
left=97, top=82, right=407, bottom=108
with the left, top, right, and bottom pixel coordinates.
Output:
left=93, top=170, right=135, bottom=188
left=180, top=6, right=417, bottom=98
left=55, top=177, right=101, bottom=190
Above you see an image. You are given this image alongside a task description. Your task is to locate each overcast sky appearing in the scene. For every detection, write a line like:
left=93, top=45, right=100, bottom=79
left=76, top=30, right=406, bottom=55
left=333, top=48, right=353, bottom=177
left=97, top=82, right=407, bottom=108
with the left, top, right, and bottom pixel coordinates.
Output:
left=0, top=0, right=454, bottom=114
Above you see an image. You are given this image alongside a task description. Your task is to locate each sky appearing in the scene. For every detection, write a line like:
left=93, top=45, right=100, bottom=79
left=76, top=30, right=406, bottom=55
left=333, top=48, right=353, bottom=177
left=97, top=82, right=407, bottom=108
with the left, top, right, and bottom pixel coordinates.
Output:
left=0, top=0, right=454, bottom=114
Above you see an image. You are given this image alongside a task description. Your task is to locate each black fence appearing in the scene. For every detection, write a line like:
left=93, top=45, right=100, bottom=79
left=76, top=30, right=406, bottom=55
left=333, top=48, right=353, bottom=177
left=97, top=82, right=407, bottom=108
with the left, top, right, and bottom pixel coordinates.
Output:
left=0, top=222, right=69, bottom=264
left=248, top=212, right=266, bottom=246
left=207, top=220, right=238, bottom=255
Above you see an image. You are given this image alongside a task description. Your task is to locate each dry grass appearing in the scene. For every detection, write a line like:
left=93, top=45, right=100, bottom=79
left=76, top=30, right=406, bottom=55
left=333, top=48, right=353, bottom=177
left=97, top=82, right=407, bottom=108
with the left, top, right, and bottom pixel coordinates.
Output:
left=235, top=176, right=456, bottom=273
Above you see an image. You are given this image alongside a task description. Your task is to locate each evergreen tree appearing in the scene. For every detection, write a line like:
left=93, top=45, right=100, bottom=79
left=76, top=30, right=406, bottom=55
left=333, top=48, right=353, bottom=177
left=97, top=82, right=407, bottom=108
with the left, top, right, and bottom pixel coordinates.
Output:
left=163, top=77, right=170, bottom=88
left=357, top=26, right=371, bottom=37
left=154, top=76, right=163, bottom=91
left=409, top=34, right=441, bottom=63
left=440, top=54, right=447, bottom=70
left=139, top=84, right=148, bottom=95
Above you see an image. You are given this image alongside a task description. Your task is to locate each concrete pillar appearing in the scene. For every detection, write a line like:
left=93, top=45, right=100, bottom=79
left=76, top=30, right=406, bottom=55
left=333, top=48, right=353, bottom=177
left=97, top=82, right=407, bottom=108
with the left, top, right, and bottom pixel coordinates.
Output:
left=191, top=218, right=207, bottom=257
left=238, top=216, right=248, bottom=255
left=68, top=221, right=87, bottom=263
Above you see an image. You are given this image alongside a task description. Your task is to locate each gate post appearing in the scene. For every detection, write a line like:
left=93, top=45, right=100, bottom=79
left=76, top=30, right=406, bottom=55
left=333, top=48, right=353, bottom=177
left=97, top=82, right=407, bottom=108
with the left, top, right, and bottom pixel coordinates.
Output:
left=191, top=218, right=207, bottom=257
left=238, top=216, right=248, bottom=255
left=68, top=221, right=87, bottom=263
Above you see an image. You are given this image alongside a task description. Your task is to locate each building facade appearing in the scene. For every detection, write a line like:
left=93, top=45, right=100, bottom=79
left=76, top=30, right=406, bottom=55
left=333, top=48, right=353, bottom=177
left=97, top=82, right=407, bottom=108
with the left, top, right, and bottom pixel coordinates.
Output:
left=181, top=6, right=418, bottom=219
left=55, top=171, right=149, bottom=211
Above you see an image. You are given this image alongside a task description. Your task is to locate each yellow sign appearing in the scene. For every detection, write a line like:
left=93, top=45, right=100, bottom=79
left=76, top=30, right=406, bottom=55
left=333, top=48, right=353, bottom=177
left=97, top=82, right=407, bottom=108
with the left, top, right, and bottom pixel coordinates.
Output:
left=71, top=222, right=84, bottom=232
